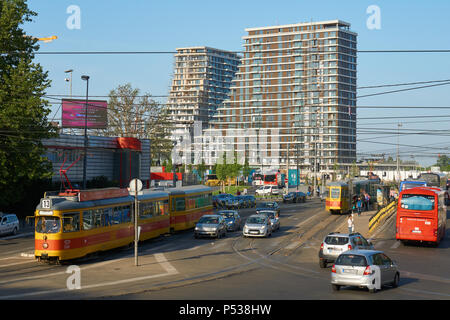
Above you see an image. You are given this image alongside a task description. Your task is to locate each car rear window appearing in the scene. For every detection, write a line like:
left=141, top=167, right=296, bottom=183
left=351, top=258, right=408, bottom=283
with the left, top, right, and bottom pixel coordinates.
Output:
left=325, top=236, right=349, bottom=245
left=335, top=254, right=368, bottom=267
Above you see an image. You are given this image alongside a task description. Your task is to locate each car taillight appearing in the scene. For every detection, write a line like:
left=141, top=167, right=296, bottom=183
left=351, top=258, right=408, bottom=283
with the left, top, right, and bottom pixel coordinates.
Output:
left=348, top=244, right=352, bottom=250
left=434, top=229, right=437, bottom=236
left=331, top=265, right=336, bottom=273
left=363, top=266, right=372, bottom=275
left=320, top=243, right=324, bottom=250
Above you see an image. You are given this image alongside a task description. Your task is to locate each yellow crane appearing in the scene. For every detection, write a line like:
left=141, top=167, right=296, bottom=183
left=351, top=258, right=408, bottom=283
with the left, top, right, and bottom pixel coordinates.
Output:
left=23, top=35, right=58, bottom=43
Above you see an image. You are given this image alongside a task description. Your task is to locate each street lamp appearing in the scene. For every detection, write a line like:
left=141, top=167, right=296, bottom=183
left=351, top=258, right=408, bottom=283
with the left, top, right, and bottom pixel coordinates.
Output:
left=81, top=75, right=90, bottom=189
left=64, top=69, right=73, bottom=98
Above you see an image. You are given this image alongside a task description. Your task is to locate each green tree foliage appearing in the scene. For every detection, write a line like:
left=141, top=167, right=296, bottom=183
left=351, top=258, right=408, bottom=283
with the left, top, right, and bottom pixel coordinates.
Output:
left=435, top=155, right=450, bottom=171
left=0, top=0, right=56, bottom=210
left=102, top=83, right=173, bottom=164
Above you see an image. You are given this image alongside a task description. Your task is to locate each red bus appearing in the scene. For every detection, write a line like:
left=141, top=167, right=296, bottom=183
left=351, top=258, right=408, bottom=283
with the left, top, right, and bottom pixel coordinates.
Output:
left=396, top=187, right=446, bottom=245
left=264, top=172, right=285, bottom=187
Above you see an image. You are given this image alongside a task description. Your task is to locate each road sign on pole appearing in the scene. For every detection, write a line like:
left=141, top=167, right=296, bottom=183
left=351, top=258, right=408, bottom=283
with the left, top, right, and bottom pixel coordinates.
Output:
left=129, top=178, right=142, bottom=267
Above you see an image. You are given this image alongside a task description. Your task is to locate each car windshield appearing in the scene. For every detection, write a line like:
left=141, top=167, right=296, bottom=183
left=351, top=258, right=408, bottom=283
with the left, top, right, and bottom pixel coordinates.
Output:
left=219, top=212, right=235, bottom=218
left=261, top=202, right=276, bottom=208
left=198, top=217, right=219, bottom=224
left=36, top=216, right=61, bottom=234
left=400, top=194, right=435, bottom=211
left=246, top=217, right=265, bottom=224
left=335, top=254, right=368, bottom=267
left=325, top=236, right=349, bottom=245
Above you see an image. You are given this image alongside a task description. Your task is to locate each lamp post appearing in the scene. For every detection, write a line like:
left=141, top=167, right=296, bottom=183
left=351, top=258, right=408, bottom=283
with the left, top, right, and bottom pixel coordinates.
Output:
left=64, top=69, right=73, bottom=98
left=81, top=75, right=90, bottom=190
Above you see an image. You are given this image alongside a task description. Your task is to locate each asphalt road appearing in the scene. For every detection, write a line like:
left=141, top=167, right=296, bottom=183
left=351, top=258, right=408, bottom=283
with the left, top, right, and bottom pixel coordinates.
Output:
left=0, top=198, right=449, bottom=301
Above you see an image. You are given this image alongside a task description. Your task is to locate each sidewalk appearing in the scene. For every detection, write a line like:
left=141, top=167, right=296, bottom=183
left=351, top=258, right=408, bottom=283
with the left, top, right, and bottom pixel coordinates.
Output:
left=337, top=209, right=376, bottom=239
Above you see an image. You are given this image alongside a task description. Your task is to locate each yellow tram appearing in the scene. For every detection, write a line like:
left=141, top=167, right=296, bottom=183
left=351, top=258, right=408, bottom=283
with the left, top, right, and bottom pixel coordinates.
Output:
left=33, top=185, right=212, bottom=262
left=325, top=179, right=379, bottom=214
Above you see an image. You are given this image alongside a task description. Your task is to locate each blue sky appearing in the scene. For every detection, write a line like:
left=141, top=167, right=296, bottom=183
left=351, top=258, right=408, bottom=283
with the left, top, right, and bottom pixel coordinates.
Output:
left=24, top=0, right=450, bottom=166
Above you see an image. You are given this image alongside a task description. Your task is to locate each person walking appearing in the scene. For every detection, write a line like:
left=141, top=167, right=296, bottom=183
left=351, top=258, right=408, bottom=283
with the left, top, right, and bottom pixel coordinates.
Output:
left=357, top=197, right=362, bottom=216
left=365, top=192, right=370, bottom=211
left=347, top=215, right=354, bottom=234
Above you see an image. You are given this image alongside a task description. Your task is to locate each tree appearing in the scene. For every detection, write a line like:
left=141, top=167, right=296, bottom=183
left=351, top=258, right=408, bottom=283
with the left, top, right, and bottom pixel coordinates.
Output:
left=436, top=155, right=450, bottom=171
left=0, top=0, right=56, bottom=210
left=103, top=83, right=173, bottom=164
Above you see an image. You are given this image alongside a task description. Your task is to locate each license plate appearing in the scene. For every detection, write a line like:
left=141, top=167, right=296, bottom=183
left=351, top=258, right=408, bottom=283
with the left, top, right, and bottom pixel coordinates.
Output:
left=250, top=231, right=259, bottom=234
left=412, top=230, right=421, bottom=234
left=343, top=269, right=357, bottom=274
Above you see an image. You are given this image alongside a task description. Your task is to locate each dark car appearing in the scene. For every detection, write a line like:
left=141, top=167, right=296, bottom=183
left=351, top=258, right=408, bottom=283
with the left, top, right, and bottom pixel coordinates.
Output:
left=243, top=195, right=256, bottom=208
left=283, top=191, right=307, bottom=203
left=256, top=201, right=280, bottom=216
left=213, top=193, right=233, bottom=208
left=218, top=210, right=242, bottom=231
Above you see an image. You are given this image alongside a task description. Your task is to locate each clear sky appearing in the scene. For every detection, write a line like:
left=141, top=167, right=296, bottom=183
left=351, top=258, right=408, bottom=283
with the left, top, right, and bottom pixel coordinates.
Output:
left=24, top=0, right=450, bottom=167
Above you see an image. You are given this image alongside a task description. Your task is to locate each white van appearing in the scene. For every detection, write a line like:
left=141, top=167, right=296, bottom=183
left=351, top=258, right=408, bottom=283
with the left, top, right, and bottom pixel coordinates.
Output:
left=0, top=213, right=20, bottom=236
left=255, top=185, right=280, bottom=196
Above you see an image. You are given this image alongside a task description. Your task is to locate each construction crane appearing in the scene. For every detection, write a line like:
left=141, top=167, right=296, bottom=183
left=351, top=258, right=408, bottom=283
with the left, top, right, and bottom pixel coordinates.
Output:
left=23, top=35, right=58, bottom=43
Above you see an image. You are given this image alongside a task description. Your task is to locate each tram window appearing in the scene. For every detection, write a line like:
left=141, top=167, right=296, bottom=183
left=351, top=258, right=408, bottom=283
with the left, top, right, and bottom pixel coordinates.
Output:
left=159, top=200, right=169, bottom=215
left=63, top=213, right=80, bottom=233
left=36, top=216, right=60, bottom=234
left=140, top=202, right=154, bottom=219
left=101, top=208, right=113, bottom=227
left=112, top=207, right=122, bottom=224
left=173, top=197, right=186, bottom=211
left=93, top=209, right=103, bottom=228
left=122, top=206, right=132, bottom=222
left=331, top=188, right=340, bottom=198
left=82, top=210, right=95, bottom=230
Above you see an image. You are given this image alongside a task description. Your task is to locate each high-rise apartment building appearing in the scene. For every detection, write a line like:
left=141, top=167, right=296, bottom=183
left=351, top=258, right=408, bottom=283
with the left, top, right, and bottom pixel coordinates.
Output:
left=167, top=47, right=241, bottom=164
left=205, top=20, right=357, bottom=173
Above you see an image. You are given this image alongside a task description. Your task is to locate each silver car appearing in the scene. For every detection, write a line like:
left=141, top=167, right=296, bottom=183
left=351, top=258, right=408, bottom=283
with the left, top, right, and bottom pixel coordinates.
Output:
left=194, top=215, right=227, bottom=239
left=0, top=213, right=19, bottom=236
left=257, top=210, right=280, bottom=232
left=243, top=214, right=272, bottom=238
left=331, top=250, right=400, bottom=293
left=319, top=232, right=373, bottom=268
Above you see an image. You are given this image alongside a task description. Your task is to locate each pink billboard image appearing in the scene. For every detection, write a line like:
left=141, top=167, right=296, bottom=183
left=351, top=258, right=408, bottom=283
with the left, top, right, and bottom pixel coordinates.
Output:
left=62, top=99, right=108, bottom=129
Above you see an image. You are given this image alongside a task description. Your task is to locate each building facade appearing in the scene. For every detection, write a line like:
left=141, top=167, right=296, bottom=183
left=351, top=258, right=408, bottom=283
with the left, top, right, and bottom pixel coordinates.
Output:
left=167, top=47, right=241, bottom=164
left=204, top=20, right=357, bottom=174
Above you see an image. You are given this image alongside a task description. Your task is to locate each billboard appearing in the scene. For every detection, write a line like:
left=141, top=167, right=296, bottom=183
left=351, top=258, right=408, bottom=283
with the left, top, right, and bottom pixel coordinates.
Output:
left=62, top=99, right=108, bottom=129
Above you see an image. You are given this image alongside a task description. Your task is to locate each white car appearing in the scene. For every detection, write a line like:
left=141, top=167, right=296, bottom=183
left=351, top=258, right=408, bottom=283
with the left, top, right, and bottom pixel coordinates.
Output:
left=0, top=213, right=20, bottom=236
left=255, top=185, right=280, bottom=196
left=243, top=214, right=272, bottom=238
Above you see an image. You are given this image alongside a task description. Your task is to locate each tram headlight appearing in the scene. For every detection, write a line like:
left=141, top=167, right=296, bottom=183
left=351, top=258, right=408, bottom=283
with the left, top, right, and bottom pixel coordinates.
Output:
left=42, top=242, right=49, bottom=249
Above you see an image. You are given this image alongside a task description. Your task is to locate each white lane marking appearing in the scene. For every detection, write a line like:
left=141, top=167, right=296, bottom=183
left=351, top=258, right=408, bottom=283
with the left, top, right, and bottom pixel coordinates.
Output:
left=0, top=253, right=179, bottom=299
left=391, top=241, right=401, bottom=249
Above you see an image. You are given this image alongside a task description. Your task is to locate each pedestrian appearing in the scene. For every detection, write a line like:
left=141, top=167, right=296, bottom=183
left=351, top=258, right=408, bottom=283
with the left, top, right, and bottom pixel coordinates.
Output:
left=365, top=193, right=370, bottom=211
left=316, top=186, right=320, bottom=197
left=357, top=197, right=362, bottom=216
left=347, top=215, right=354, bottom=234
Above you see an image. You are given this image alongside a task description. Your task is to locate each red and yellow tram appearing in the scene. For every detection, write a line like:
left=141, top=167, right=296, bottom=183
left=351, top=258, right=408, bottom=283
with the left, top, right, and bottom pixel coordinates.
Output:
left=33, top=185, right=212, bottom=262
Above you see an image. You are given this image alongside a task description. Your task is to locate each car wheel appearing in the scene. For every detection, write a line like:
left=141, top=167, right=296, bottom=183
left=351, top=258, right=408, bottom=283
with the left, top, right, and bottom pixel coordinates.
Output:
left=12, top=227, right=18, bottom=235
left=319, top=259, right=327, bottom=268
left=392, top=273, right=400, bottom=288
left=332, top=284, right=340, bottom=291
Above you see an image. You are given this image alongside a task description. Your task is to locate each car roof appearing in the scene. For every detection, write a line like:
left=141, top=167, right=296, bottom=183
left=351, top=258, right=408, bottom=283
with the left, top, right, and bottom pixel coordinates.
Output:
left=326, top=232, right=362, bottom=238
left=339, top=249, right=383, bottom=257
left=248, top=214, right=267, bottom=218
left=201, top=214, right=222, bottom=218
left=218, top=210, right=237, bottom=213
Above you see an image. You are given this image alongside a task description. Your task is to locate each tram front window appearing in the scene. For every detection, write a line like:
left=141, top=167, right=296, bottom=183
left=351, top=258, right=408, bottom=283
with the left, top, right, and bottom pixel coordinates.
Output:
left=36, top=217, right=61, bottom=234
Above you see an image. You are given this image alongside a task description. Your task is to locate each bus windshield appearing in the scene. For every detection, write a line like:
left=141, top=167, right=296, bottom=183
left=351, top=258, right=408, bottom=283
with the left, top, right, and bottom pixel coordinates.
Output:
left=264, top=175, right=276, bottom=182
left=206, top=175, right=218, bottom=180
left=36, top=216, right=61, bottom=233
left=400, top=194, right=435, bottom=211
left=401, top=182, right=426, bottom=191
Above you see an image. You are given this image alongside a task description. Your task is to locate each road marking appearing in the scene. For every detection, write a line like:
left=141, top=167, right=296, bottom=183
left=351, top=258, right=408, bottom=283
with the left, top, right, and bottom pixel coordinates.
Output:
left=286, top=241, right=302, bottom=250
left=0, top=253, right=179, bottom=299
left=391, top=241, right=401, bottom=249
left=374, top=241, right=385, bottom=249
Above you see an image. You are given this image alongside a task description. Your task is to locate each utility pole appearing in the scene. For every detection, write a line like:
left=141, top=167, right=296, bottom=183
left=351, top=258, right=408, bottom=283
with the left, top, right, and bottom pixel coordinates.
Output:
left=81, top=75, right=90, bottom=190
left=397, top=122, right=402, bottom=186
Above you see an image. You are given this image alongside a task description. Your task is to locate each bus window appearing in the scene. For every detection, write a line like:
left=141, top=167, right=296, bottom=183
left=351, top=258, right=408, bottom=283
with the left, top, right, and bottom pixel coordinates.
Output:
left=63, top=213, right=80, bottom=232
left=400, top=194, right=435, bottom=211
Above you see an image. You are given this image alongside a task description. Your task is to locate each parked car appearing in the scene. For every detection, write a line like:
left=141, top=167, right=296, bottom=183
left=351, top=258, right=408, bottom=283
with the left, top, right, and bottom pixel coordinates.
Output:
left=331, top=250, right=400, bottom=293
left=194, top=215, right=227, bottom=239
left=218, top=210, right=242, bottom=231
left=257, top=210, right=280, bottom=232
left=255, top=185, right=280, bottom=196
left=0, top=213, right=19, bottom=236
left=243, top=214, right=272, bottom=238
left=243, top=195, right=256, bottom=208
left=256, top=201, right=280, bottom=216
left=214, top=193, right=233, bottom=208
left=319, top=232, right=374, bottom=268
left=283, top=191, right=307, bottom=203
left=223, top=196, right=240, bottom=209
left=235, top=195, right=249, bottom=208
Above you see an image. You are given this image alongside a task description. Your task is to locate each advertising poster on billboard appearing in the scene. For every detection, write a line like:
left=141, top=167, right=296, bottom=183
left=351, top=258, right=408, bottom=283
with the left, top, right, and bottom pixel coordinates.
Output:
left=62, top=99, right=108, bottom=129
